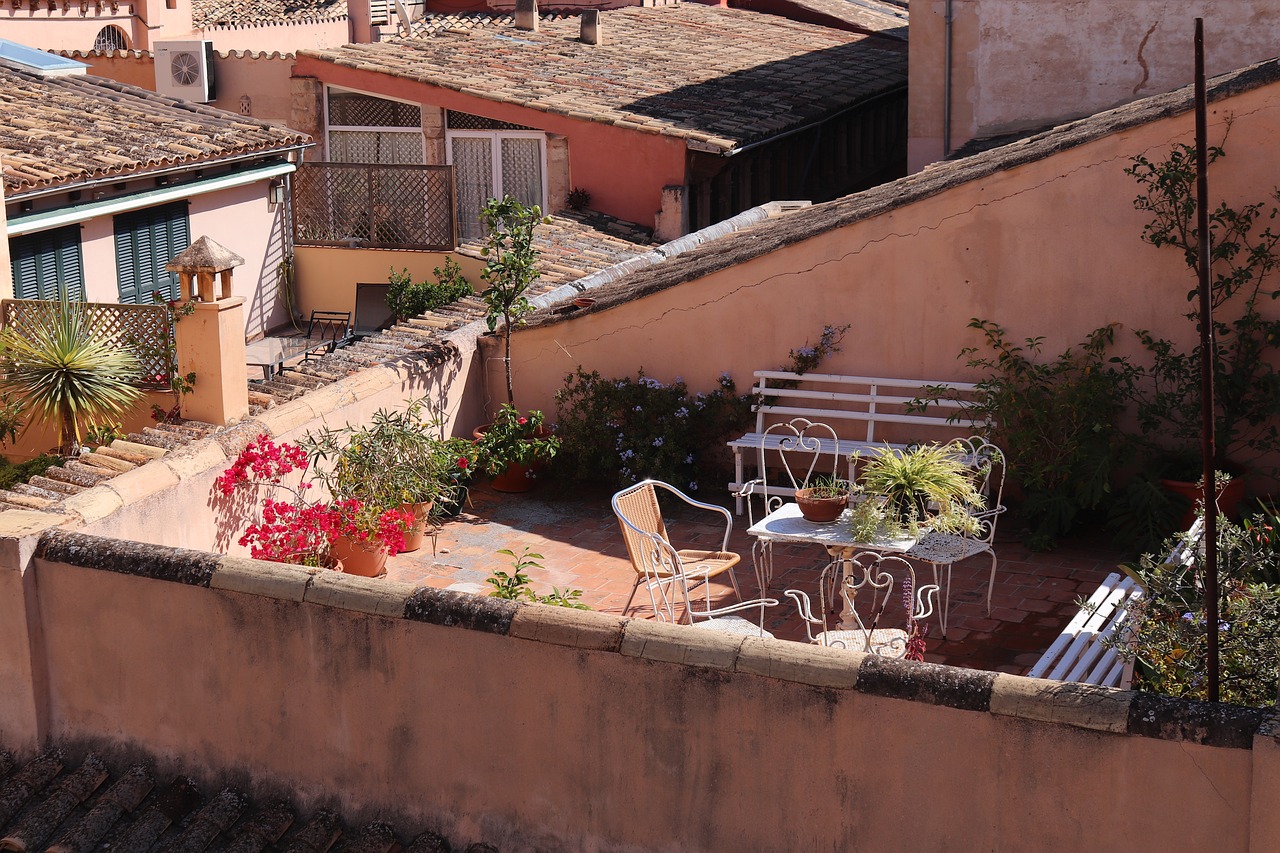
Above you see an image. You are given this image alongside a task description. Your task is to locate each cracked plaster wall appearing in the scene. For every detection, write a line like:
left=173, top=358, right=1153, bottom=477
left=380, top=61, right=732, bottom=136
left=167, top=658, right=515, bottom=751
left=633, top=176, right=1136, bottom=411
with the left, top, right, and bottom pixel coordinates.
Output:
left=909, top=0, right=1280, bottom=170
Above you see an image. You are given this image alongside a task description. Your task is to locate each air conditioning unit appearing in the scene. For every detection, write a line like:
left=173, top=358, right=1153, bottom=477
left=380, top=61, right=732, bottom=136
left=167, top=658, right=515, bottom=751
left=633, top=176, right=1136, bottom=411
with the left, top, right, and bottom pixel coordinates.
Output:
left=153, top=40, right=216, bottom=103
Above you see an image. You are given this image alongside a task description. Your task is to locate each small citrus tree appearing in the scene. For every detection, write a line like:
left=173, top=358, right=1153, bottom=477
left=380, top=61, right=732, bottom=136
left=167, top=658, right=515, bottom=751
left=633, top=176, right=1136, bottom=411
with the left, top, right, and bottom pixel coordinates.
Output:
left=479, top=196, right=548, bottom=406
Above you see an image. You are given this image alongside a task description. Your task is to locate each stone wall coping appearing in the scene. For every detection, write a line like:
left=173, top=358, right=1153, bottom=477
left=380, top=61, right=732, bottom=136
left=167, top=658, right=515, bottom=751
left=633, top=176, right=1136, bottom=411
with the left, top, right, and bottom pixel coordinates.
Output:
left=31, top=530, right=1278, bottom=750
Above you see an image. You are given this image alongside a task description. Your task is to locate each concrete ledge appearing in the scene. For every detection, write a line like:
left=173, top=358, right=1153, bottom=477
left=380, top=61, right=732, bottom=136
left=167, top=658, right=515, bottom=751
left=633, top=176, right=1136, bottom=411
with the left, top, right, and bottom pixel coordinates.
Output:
left=36, top=530, right=218, bottom=587
left=305, top=571, right=418, bottom=618
left=990, top=674, right=1131, bottom=734
left=252, top=400, right=317, bottom=437
left=58, top=487, right=124, bottom=526
left=403, top=586, right=517, bottom=634
left=736, top=637, right=860, bottom=688
left=103, top=463, right=181, bottom=506
left=161, top=441, right=228, bottom=482
left=339, top=368, right=397, bottom=402
left=508, top=605, right=626, bottom=651
left=0, top=511, right=68, bottom=572
left=619, top=620, right=744, bottom=670
left=299, top=384, right=356, bottom=420
left=856, top=655, right=995, bottom=712
left=1128, top=690, right=1269, bottom=748
left=211, top=556, right=317, bottom=602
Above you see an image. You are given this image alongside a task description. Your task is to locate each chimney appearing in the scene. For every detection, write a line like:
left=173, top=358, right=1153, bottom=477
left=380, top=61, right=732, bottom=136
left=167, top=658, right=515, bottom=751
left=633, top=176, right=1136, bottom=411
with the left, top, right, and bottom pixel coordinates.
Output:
left=580, top=10, right=602, bottom=44
left=514, top=0, right=538, bottom=31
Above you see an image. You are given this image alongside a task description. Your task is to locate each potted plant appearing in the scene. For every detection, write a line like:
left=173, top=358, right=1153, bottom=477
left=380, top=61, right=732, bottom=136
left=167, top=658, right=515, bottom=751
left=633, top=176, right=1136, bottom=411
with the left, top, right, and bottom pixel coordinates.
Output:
left=1125, top=141, right=1280, bottom=524
left=794, top=474, right=853, bottom=523
left=217, top=434, right=413, bottom=576
left=852, top=442, right=985, bottom=538
left=300, top=399, right=472, bottom=552
left=472, top=404, right=560, bottom=493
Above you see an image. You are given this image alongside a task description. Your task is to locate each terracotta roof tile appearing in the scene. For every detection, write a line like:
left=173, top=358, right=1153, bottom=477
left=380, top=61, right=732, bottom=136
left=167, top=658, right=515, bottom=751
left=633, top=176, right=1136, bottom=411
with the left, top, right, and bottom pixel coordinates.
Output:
left=192, top=0, right=347, bottom=28
left=0, top=66, right=312, bottom=195
left=735, top=0, right=908, bottom=39
left=301, top=4, right=907, bottom=152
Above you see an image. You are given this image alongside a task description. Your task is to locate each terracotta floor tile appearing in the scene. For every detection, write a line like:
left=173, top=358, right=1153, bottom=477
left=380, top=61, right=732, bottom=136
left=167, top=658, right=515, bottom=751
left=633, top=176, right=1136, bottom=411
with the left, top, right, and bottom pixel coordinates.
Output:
left=384, top=480, right=1129, bottom=673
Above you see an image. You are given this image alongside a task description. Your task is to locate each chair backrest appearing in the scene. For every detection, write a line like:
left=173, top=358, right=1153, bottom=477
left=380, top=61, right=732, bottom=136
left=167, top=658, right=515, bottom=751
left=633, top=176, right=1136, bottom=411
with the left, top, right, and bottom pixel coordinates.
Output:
left=753, top=418, right=844, bottom=520
left=612, top=481, right=673, bottom=580
left=794, top=553, right=938, bottom=655
left=307, top=310, right=352, bottom=345
left=948, top=435, right=1006, bottom=542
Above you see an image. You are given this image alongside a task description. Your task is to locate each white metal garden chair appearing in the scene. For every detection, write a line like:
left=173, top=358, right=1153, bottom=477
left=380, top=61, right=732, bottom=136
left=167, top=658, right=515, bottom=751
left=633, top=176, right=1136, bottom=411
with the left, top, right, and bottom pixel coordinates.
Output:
left=735, top=418, right=847, bottom=527
left=785, top=552, right=937, bottom=658
left=613, top=480, right=776, bottom=636
left=903, top=436, right=1006, bottom=638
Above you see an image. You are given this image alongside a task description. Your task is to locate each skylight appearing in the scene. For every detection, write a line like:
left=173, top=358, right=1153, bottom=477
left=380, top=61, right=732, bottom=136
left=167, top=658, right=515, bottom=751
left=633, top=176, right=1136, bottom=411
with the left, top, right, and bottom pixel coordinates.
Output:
left=0, top=38, right=88, bottom=76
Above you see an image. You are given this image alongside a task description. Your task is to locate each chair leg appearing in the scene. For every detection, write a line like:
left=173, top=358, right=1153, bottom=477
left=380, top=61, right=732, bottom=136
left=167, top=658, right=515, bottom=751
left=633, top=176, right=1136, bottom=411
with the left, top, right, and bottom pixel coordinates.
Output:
left=727, top=566, right=742, bottom=601
left=986, top=551, right=998, bottom=615
left=622, top=577, right=642, bottom=616
left=932, top=562, right=952, bottom=640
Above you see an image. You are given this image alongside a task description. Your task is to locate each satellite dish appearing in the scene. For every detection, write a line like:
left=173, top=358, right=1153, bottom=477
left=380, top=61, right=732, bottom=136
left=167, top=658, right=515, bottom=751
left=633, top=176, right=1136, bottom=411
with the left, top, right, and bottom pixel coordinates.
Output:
left=395, top=0, right=413, bottom=35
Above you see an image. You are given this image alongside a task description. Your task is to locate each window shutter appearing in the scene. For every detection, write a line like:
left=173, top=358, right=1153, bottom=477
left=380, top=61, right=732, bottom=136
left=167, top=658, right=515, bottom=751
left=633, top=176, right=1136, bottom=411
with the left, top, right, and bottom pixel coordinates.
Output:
left=114, top=201, right=190, bottom=304
left=9, top=226, right=84, bottom=300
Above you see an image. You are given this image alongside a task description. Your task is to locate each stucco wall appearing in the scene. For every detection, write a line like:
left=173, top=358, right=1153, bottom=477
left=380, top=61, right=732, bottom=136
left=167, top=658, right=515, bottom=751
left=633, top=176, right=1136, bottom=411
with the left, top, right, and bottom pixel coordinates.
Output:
left=291, top=58, right=690, bottom=229
left=1, top=11, right=148, bottom=53
left=908, top=0, right=1280, bottom=170
left=509, top=74, right=1280, bottom=437
left=1, top=532, right=1275, bottom=851
left=293, top=247, right=486, bottom=324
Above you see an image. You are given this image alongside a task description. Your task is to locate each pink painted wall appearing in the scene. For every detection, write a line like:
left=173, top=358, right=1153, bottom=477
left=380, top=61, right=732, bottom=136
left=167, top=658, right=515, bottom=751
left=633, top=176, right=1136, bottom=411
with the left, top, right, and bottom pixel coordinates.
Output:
left=909, top=0, right=1280, bottom=170
left=0, top=7, right=151, bottom=52
left=0, top=550, right=1269, bottom=850
left=509, top=79, right=1280, bottom=443
left=196, top=21, right=349, bottom=52
left=291, top=57, right=690, bottom=227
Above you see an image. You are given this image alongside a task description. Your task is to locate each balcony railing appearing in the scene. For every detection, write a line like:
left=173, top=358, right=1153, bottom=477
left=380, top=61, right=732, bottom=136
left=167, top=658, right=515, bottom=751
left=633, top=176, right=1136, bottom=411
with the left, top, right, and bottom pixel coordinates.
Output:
left=292, top=162, right=457, bottom=251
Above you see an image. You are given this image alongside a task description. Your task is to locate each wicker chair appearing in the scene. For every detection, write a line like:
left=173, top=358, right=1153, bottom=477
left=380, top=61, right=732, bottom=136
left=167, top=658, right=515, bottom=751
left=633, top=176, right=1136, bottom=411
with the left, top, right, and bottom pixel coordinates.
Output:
left=613, top=480, right=774, bottom=636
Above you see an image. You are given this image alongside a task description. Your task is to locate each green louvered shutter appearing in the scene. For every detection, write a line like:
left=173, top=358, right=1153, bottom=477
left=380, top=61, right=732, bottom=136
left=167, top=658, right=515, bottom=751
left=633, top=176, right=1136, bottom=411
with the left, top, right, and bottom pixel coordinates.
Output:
left=8, top=226, right=86, bottom=301
left=113, top=201, right=190, bottom=304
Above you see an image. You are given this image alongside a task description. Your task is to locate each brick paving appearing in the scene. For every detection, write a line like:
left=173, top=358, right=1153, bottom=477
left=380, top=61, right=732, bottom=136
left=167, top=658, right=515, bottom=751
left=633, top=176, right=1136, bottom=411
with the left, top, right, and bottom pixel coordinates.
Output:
left=387, top=480, right=1128, bottom=674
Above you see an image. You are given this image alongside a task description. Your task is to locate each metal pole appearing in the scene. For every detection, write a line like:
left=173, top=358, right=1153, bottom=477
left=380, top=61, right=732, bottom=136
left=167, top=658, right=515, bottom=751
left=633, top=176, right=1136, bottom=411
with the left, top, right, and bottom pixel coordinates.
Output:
left=1194, top=17, right=1220, bottom=702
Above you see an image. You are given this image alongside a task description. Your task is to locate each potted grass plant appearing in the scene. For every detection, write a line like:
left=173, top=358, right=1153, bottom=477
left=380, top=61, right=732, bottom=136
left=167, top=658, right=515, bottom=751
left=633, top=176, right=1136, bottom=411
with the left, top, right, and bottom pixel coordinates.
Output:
left=852, top=442, right=985, bottom=538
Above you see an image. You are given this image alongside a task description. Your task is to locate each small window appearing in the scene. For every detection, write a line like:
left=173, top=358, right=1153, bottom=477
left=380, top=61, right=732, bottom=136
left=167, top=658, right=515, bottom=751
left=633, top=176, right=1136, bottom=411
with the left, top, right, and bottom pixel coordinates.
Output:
left=325, top=89, right=424, bottom=165
left=9, top=225, right=86, bottom=301
left=93, top=25, right=129, bottom=52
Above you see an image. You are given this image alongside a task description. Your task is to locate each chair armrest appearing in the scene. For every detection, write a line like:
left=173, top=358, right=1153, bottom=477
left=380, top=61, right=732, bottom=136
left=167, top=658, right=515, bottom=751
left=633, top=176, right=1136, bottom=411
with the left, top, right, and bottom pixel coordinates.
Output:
left=648, top=479, right=735, bottom=552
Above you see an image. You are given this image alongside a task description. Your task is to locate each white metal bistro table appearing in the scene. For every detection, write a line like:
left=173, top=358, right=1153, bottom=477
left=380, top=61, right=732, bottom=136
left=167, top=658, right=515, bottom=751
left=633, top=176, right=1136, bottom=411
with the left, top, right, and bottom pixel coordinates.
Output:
left=746, top=501, right=916, bottom=629
left=245, top=335, right=330, bottom=379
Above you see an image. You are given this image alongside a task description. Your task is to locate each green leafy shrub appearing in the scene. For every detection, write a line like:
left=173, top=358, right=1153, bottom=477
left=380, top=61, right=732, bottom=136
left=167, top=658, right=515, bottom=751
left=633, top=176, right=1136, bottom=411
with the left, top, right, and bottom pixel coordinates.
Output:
left=0, top=454, right=64, bottom=491
left=1118, top=510, right=1280, bottom=707
left=915, top=319, right=1138, bottom=550
left=487, top=546, right=590, bottom=609
left=554, top=368, right=754, bottom=494
left=386, top=257, right=473, bottom=322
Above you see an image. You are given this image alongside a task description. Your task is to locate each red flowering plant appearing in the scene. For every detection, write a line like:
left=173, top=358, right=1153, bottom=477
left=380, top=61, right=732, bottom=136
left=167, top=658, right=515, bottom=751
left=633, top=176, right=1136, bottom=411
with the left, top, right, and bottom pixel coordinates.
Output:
left=473, top=404, right=559, bottom=477
left=216, top=434, right=413, bottom=568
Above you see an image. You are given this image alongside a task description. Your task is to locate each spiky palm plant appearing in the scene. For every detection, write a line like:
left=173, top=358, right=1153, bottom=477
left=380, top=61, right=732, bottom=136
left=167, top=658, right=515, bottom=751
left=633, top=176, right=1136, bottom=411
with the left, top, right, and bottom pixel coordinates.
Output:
left=855, top=442, right=985, bottom=536
left=0, top=296, right=143, bottom=456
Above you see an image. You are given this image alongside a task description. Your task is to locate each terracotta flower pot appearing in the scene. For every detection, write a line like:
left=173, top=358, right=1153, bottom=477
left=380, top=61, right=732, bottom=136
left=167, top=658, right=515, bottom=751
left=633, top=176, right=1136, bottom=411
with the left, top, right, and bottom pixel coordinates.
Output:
left=490, top=460, right=535, bottom=493
left=1160, top=476, right=1247, bottom=530
left=795, top=488, right=849, bottom=523
left=399, top=500, right=434, bottom=553
left=329, top=534, right=389, bottom=577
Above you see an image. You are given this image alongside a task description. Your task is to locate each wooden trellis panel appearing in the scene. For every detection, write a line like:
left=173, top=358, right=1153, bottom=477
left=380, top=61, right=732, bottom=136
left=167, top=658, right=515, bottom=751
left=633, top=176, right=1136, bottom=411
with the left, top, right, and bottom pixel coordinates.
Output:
left=1, top=299, right=173, bottom=389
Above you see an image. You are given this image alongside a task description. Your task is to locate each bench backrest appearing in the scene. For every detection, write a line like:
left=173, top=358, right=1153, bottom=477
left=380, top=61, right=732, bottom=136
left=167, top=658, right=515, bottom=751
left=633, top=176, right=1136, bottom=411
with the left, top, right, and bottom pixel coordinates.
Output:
left=752, top=371, right=980, bottom=445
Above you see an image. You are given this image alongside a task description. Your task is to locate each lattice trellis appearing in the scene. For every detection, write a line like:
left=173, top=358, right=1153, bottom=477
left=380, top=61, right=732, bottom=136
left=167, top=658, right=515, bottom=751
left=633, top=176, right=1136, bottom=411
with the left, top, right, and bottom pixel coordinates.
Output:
left=1, top=299, right=173, bottom=389
left=328, top=91, right=421, bottom=128
left=293, top=163, right=456, bottom=250
left=446, top=110, right=534, bottom=131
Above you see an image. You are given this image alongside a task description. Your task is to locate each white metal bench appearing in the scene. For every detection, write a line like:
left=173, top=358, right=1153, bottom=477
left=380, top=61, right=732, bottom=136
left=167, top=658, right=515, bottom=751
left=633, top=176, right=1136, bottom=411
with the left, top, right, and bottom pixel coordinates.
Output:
left=1027, top=520, right=1200, bottom=688
left=727, top=371, right=977, bottom=515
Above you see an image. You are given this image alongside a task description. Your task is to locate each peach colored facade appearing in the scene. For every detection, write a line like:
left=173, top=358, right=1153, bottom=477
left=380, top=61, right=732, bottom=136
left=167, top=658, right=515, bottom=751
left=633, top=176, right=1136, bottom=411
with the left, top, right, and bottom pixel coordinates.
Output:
left=76, top=50, right=300, bottom=127
left=291, top=56, right=691, bottom=230
left=509, top=75, right=1280, bottom=438
left=0, top=533, right=1276, bottom=850
left=908, top=0, right=1280, bottom=171
left=292, top=247, right=484, bottom=320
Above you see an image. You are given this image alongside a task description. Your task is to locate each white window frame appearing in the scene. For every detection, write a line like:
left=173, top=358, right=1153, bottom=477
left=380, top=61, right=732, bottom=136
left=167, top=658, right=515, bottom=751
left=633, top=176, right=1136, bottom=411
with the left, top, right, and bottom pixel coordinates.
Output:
left=445, top=130, right=548, bottom=211
left=323, top=86, right=425, bottom=164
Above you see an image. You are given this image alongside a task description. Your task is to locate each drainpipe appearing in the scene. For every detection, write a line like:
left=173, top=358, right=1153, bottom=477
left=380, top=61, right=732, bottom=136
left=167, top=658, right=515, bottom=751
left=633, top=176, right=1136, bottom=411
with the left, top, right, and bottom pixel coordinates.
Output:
left=943, top=0, right=954, bottom=158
